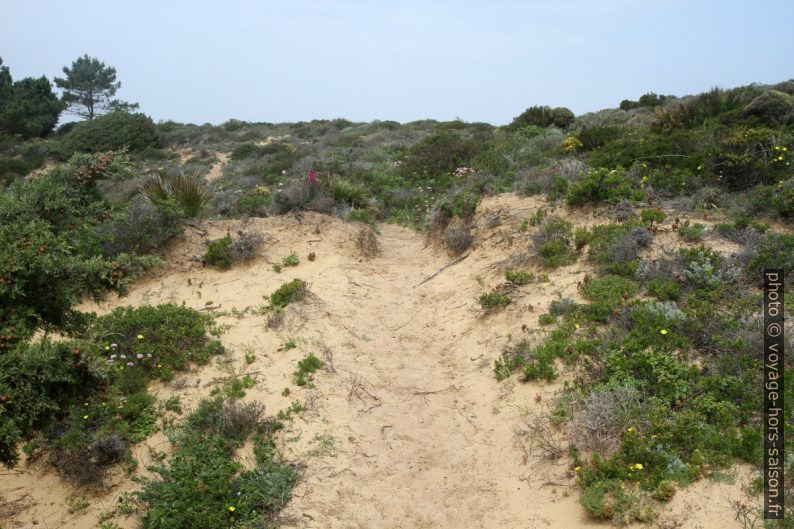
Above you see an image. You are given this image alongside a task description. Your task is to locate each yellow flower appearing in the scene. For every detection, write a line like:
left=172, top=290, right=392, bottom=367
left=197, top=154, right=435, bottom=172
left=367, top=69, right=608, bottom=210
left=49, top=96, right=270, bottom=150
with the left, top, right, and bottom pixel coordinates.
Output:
left=83, top=415, right=89, bottom=419
left=228, top=506, right=236, bottom=512
left=105, top=345, right=110, bottom=350
left=627, top=427, right=635, bottom=433
left=660, top=329, right=668, bottom=335
left=157, top=364, right=162, bottom=368
left=634, top=463, right=644, bottom=470
left=575, top=466, right=581, bottom=472
left=574, top=323, right=580, bottom=329
left=137, top=334, right=144, bottom=339
left=779, top=156, right=785, bottom=161
left=784, top=147, right=788, bottom=151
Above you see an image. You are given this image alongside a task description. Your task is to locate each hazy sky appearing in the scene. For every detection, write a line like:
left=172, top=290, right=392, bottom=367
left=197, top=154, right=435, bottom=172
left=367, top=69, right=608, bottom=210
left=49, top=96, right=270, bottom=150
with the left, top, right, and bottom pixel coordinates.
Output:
left=2, top=0, right=792, bottom=125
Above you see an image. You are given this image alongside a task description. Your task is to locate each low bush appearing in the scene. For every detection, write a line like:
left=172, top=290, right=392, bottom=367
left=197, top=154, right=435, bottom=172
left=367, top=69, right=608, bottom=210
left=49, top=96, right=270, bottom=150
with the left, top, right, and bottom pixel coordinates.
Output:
left=141, top=172, right=212, bottom=218
left=136, top=397, right=296, bottom=529
left=567, top=167, right=642, bottom=206
left=203, top=236, right=233, bottom=269
left=443, top=221, right=474, bottom=255
left=0, top=303, right=222, bottom=468
left=584, top=223, right=646, bottom=276
left=533, top=216, right=578, bottom=268
left=646, top=278, right=681, bottom=301
left=293, top=353, right=323, bottom=386
left=679, top=246, right=739, bottom=290
left=640, top=208, right=666, bottom=227
left=203, top=232, right=265, bottom=270
left=90, top=304, right=224, bottom=385
left=745, top=232, right=794, bottom=283
left=581, top=275, right=638, bottom=321
left=479, top=292, right=512, bottom=312
left=266, top=279, right=308, bottom=311
left=65, top=112, right=159, bottom=153
left=100, top=197, right=183, bottom=257
left=677, top=223, right=705, bottom=242
left=505, top=269, right=546, bottom=285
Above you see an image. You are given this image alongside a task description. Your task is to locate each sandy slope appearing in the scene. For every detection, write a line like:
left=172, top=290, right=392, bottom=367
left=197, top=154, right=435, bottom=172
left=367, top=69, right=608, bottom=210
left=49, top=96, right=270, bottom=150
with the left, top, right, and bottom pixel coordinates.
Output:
left=1, top=194, right=752, bottom=529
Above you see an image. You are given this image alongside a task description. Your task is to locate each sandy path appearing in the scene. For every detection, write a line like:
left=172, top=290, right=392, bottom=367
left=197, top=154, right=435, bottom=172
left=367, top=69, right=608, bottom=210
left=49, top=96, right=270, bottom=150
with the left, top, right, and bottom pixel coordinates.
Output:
left=279, top=222, right=585, bottom=528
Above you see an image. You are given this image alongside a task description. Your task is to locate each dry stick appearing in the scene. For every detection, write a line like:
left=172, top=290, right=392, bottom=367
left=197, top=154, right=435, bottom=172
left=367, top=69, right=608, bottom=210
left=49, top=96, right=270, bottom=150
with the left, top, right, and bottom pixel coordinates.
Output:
left=414, top=252, right=470, bottom=287
left=412, top=386, right=455, bottom=396
left=391, top=309, right=422, bottom=331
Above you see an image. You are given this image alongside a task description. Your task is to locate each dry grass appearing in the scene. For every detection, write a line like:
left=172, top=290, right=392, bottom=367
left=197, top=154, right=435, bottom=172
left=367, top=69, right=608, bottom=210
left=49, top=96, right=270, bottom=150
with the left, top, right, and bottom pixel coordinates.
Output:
left=356, top=226, right=381, bottom=258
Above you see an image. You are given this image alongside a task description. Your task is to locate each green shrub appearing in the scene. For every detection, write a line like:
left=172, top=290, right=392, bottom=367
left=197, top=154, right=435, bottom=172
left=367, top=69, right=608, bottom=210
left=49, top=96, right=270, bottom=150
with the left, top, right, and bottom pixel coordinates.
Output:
left=281, top=252, right=299, bottom=267
left=567, top=167, right=642, bottom=206
left=398, top=130, right=489, bottom=185
left=505, top=269, right=543, bottom=285
left=580, top=479, right=651, bottom=523
left=0, top=152, right=157, bottom=339
left=646, top=278, right=681, bottom=301
left=640, top=208, right=666, bottom=226
left=581, top=275, right=638, bottom=320
left=100, top=198, right=183, bottom=257
left=509, top=105, right=574, bottom=130
left=576, top=125, right=622, bottom=151
left=0, top=338, right=102, bottom=466
left=91, top=304, right=223, bottom=385
left=584, top=223, right=648, bottom=277
left=677, top=223, right=705, bottom=242
left=652, top=87, right=753, bottom=131
left=479, top=292, right=511, bottom=312
left=680, top=245, right=739, bottom=289
left=65, top=112, right=159, bottom=153
left=267, top=279, right=307, bottom=310
left=141, top=172, right=212, bottom=218
left=0, top=303, right=221, bottom=467
left=51, top=391, right=157, bottom=483
left=233, top=191, right=271, bottom=217
left=438, top=188, right=480, bottom=219
left=494, top=339, right=532, bottom=381
left=329, top=177, right=369, bottom=207
left=203, top=236, right=233, bottom=269
left=746, top=232, right=794, bottom=281
left=742, top=89, right=794, bottom=125
left=705, top=126, right=791, bottom=190
left=293, top=353, right=323, bottom=386
left=137, top=398, right=296, bottom=529
left=534, top=216, right=577, bottom=268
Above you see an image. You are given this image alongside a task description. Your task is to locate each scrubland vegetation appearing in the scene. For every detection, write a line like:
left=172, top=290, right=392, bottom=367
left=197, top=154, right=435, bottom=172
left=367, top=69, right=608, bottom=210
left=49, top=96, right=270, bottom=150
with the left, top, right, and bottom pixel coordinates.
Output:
left=1, top=52, right=793, bottom=527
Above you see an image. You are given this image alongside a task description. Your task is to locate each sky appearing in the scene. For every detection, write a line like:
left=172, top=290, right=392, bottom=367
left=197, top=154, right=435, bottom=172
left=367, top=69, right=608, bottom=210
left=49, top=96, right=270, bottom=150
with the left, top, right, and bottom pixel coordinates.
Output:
left=2, top=0, right=792, bottom=125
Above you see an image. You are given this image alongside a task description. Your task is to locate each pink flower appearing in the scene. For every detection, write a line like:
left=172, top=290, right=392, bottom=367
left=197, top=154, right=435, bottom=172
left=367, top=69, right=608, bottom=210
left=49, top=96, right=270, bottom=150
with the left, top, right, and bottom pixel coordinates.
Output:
left=307, top=171, right=319, bottom=184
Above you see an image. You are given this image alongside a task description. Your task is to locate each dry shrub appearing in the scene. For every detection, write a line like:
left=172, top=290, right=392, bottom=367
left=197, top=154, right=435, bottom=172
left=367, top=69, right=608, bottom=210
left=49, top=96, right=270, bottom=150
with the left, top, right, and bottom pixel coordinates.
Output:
left=51, top=432, right=129, bottom=485
left=443, top=221, right=474, bottom=255
left=516, top=413, right=566, bottom=461
left=614, top=199, right=634, bottom=221
left=230, top=231, right=266, bottom=262
left=356, top=226, right=380, bottom=258
left=570, top=385, right=639, bottom=453
left=266, top=309, right=285, bottom=329
left=272, top=178, right=335, bottom=215
left=221, top=400, right=266, bottom=439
